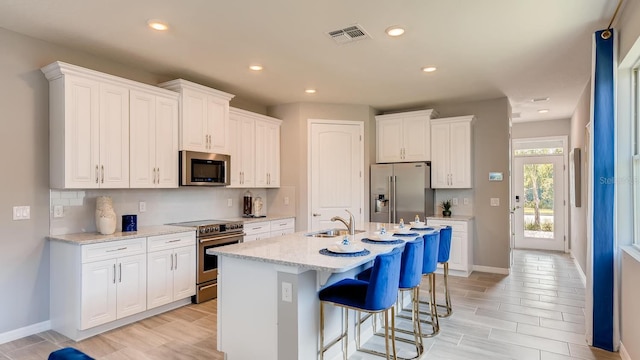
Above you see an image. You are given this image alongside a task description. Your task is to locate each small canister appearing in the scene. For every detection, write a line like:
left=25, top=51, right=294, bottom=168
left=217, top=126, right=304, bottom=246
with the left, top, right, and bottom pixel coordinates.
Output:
left=122, top=214, right=137, bottom=232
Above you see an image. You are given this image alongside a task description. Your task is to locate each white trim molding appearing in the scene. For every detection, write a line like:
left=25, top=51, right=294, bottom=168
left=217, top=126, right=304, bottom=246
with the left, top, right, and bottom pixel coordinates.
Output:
left=620, top=342, right=631, bottom=360
left=473, top=265, right=510, bottom=275
left=0, top=320, right=51, bottom=345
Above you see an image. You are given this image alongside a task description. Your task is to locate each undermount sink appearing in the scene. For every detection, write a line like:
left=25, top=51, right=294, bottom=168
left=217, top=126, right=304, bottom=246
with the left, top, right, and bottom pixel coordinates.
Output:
left=305, top=228, right=366, bottom=238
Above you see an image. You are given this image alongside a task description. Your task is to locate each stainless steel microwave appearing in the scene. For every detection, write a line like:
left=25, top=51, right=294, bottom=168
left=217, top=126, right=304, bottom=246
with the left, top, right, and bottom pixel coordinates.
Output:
left=180, top=151, right=230, bottom=186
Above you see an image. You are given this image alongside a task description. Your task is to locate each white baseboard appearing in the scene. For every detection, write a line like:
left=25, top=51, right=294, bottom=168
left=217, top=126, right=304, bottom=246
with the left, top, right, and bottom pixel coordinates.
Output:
left=473, top=265, right=510, bottom=275
left=0, top=320, right=51, bottom=345
left=620, top=342, right=631, bottom=360
left=570, top=252, right=587, bottom=287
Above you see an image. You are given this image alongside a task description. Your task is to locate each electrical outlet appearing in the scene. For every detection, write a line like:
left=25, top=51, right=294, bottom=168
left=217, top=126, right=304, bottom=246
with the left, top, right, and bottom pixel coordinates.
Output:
left=284, top=197, right=290, bottom=205
left=139, top=201, right=147, bottom=212
left=452, top=198, right=459, bottom=206
left=463, top=198, right=469, bottom=205
left=53, top=205, right=64, bottom=218
left=282, top=282, right=292, bottom=303
left=227, top=198, right=233, bottom=207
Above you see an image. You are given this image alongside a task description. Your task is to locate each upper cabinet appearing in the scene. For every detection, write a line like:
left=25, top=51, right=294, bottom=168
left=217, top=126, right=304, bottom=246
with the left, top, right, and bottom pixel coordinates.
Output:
left=228, top=108, right=281, bottom=188
left=159, top=79, right=235, bottom=154
left=430, top=116, right=474, bottom=189
left=42, top=61, right=181, bottom=189
left=43, top=62, right=131, bottom=189
left=375, top=109, right=438, bottom=163
left=129, top=89, right=179, bottom=188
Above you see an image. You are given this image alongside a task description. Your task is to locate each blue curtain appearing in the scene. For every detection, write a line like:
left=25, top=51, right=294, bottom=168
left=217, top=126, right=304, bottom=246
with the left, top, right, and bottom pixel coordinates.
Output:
left=592, top=29, right=615, bottom=352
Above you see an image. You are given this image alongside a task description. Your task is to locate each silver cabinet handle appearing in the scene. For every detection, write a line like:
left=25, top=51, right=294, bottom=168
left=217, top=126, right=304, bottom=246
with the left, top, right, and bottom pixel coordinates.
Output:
left=313, top=213, right=321, bottom=217
left=118, top=263, right=122, bottom=283
left=113, top=264, right=116, bottom=284
left=170, top=252, right=174, bottom=270
left=174, top=253, right=178, bottom=270
left=156, top=167, right=160, bottom=184
left=101, top=165, right=105, bottom=184
left=96, top=165, right=99, bottom=184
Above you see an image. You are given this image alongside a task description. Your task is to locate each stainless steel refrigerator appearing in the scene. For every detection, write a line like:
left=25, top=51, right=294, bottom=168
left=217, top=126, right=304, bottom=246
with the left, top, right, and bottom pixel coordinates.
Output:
left=370, top=162, right=435, bottom=223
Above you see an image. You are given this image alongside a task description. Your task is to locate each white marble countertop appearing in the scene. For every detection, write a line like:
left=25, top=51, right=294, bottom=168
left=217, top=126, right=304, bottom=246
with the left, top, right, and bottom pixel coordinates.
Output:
left=224, top=214, right=296, bottom=224
left=208, top=222, right=438, bottom=273
left=47, top=225, right=196, bottom=245
left=426, top=215, right=475, bottom=221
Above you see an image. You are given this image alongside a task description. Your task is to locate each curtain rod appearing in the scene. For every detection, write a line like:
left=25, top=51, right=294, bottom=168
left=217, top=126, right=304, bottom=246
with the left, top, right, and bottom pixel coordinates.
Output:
left=601, top=0, right=624, bottom=39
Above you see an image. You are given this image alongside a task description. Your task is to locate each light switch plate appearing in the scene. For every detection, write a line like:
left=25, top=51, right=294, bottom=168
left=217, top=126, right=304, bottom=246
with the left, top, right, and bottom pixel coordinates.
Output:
left=463, top=198, right=469, bottom=205
left=452, top=198, right=459, bottom=206
left=490, top=198, right=500, bottom=206
left=227, top=198, right=233, bottom=207
left=139, top=201, right=147, bottom=212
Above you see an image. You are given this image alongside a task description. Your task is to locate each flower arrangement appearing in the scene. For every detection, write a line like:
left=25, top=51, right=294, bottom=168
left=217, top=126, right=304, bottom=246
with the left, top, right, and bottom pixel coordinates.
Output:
left=440, top=199, right=452, bottom=217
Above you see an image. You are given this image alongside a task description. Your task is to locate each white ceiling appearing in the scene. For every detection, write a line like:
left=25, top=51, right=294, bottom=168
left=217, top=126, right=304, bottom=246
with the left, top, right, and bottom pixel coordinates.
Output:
left=0, top=0, right=618, bottom=122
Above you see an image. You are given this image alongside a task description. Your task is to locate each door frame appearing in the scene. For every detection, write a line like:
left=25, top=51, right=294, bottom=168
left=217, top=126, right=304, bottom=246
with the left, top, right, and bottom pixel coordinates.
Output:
left=511, top=136, right=569, bottom=253
left=307, top=119, right=365, bottom=230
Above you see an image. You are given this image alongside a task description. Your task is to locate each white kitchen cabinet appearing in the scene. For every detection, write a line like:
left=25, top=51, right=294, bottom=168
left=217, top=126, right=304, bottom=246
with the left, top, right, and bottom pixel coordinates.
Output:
left=147, top=232, right=196, bottom=309
left=79, top=238, right=147, bottom=330
left=129, top=90, right=179, bottom=188
left=269, top=218, right=295, bottom=237
left=228, top=107, right=281, bottom=188
left=427, top=218, right=474, bottom=277
left=159, top=79, right=235, bottom=154
left=43, top=62, right=131, bottom=189
left=431, top=116, right=474, bottom=189
left=375, top=109, right=438, bottom=163
left=243, top=220, right=271, bottom=242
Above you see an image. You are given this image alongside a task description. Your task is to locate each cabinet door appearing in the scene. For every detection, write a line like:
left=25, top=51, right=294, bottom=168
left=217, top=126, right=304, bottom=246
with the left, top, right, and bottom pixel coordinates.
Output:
left=254, top=120, right=269, bottom=187
left=377, top=118, right=403, bottom=163
left=173, top=246, right=196, bottom=300
left=244, top=232, right=271, bottom=242
left=449, top=121, right=472, bottom=188
left=155, top=96, right=179, bottom=187
left=402, top=117, right=430, bottom=161
left=264, top=122, right=280, bottom=187
left=430, top=123, right=451, bottom=188
left=64, top=75, right=100, bottom=188
left=116, top=254, right=147, bottom=319
left=181, top=88, right=208, bottom=152
left=240, top=117, right=256, bottom=187
left=99, top=83, right=129, bottom=188
left=81, top=259, right=117, bottom=329
left=228, top=115, right=242, bottom=187
left=147, top=249, right=173, bottom=309
left=129, top=90, right=156, bottom=188
left=206, top=95, right=230, bottom=154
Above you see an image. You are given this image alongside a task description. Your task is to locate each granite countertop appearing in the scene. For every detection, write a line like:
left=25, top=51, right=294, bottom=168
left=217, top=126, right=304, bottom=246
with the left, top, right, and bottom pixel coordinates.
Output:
left=208, top=222, right=438, bottom=273
left=224, top=214, right=296, bottom=224
left=426, top=215, right=475, bottom=221
left=47, top=225, right=196, bottom=245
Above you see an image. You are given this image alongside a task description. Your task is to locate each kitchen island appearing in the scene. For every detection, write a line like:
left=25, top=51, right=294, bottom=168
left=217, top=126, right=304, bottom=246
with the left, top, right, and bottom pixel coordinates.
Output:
left=209, top=222, right=434, bottom=360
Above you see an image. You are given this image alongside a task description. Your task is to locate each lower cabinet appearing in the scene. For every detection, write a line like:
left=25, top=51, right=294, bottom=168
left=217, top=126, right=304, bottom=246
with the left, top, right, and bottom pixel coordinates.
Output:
left=269, top=217, right=295, bottom=237
left=243, top=218, right=296, bottom=242
left=80, top=238, right=147, bottom=330
left=147, top=232, right=196, bottom=309
left=427, top=218, right=474, bottom=277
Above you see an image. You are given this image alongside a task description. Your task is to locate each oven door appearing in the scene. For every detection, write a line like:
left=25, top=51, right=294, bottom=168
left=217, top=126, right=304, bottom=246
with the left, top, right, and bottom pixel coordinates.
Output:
left=198, top=232, right=243, bottom=284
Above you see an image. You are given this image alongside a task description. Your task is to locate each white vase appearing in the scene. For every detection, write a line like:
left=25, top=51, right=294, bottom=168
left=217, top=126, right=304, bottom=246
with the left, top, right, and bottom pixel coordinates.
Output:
left=96, top=196, right=117, bottom=235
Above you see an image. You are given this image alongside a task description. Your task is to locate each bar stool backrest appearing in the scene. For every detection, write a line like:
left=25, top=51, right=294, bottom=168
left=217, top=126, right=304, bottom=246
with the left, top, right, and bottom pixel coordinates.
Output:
left=438, top=226, right=452, bottom=263
left=399, top=237, right=424, bottom=289
left=422, top=232, right=440, bottom=274
left=364, top=246, right=403, bottom=311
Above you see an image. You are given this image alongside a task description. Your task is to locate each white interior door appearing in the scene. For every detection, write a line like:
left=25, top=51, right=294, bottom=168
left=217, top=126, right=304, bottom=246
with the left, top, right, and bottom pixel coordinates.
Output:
left=309, top=121, right=363, bottom=231
left=513, top=155, right=565, bottom=251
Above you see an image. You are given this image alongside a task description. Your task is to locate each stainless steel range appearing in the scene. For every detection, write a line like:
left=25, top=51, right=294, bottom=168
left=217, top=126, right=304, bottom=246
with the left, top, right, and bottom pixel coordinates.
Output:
left=170, top=219, right=244, bottom=303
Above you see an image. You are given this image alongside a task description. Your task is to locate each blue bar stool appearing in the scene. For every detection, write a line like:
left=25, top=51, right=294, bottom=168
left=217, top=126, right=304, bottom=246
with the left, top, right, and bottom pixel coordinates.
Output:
left=356, top=237, right=425, bottom=359
left=417, top=231, right=441, bottom=337
left=437, top=226, right=453, bottom=317
left=319, top=247, right=403, bottom=360
left=48, top=347, right=94, bottom=360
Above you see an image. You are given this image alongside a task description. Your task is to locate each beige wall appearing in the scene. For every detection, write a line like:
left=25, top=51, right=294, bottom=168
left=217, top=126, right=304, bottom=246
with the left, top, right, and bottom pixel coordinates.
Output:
left=512, top=118, right=571, bottom=139
left=569, top=84, right=590, bottom=274
left=429, top=98, right=511, bottom=269
left=268, top=103, right=375, bottom=231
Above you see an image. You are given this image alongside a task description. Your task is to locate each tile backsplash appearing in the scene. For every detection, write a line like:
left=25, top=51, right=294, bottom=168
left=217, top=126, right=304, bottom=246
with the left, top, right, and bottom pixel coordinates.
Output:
left=49, top=187, right=286, bottom=236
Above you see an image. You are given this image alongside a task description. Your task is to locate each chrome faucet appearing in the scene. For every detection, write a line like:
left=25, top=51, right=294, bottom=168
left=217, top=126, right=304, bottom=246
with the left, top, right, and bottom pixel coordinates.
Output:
left=331, top=210, right=355, bottom=236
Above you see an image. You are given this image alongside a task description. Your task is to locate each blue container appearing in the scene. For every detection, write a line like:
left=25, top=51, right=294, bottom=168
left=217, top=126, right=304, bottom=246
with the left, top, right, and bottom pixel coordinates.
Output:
left=122, top=214, right=137, bottom=232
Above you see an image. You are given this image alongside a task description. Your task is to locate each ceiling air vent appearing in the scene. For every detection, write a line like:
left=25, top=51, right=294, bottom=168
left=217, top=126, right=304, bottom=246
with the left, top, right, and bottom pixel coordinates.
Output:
left=327, top=24, right=370, bottom=44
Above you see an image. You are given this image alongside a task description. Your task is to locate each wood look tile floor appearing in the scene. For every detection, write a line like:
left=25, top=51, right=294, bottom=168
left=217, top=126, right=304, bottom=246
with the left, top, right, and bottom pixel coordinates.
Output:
left=0, top=250, right=622, bottom=360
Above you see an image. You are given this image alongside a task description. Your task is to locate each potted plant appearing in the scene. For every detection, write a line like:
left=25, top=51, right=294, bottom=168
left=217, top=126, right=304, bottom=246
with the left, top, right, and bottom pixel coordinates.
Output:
left=440, top=199, right=452, bottom=217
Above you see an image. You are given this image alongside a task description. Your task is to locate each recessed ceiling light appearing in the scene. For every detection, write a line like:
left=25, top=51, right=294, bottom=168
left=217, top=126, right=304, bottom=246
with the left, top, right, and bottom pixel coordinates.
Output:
left=249, top=65, right=263, bottom=71
left=386, top=26, right=405, bottom=37
left=531, top=97, right=550, bottom=102
left=147, top=20, right=169, bottom=31
left=305, top=89, right=317, bottom=94
left=538, top=109, right=550, bottom=114
left=421, top=66, right=437, bottom=73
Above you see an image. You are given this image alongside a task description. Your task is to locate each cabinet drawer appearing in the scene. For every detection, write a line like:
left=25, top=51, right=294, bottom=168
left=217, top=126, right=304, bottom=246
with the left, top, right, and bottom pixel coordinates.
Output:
left=147, top=231, right=196, bottom=252
left=270, top=218, right=294, bottom=230
left=427, top=220, right=467, bottom=234
left=243, top=221, right=271, bottom=235
left=82, top=237, right=146, bottom=263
